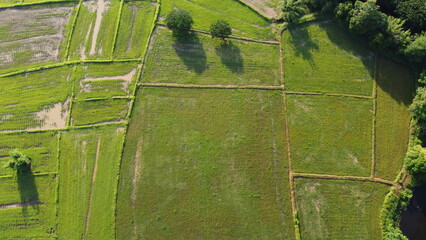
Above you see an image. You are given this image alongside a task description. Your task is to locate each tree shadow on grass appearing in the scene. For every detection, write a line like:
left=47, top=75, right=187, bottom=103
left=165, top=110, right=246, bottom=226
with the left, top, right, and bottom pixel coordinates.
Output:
left=288, top=23, right=319, bottom=67
left=17, top=169, right=40, bottom=216
left=215, top=41, right=244, bottom=73
left=172, top=33, right=207, bottom=74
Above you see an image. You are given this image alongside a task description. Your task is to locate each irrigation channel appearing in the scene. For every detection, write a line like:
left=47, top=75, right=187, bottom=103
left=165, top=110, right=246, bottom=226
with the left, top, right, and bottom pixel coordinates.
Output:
left=400, top=183, right=426, bottom=240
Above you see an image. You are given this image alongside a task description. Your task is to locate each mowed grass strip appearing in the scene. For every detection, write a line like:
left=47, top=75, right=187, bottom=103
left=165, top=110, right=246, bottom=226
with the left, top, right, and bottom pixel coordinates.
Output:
left=116, top=88, right=295, bottom=239
left=160, top=0, right=272, bottom=40
left=0, top=66, right=73, bottom=131
left=282, top=20, right=374, bottom=95
left=375, top=57, right=414, bottom=180
left=143, top=28, right=280, bottom=85
left=57, top=126, right=124, bottom=240
left=0, top=174, right=57, bottom=239
left=287, top=95, right=372, bottom=176
left=0, top=131, right=58, bottom=176
left=113, top=0, right=156, bottom=59
left=71, top=98, right=129, bottom=126
left=294, top=178, right=389, bottom=240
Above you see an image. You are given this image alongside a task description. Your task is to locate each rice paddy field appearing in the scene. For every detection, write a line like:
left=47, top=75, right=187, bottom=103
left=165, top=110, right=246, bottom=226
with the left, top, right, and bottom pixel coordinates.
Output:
left=0, top=0, right=416, bottom=239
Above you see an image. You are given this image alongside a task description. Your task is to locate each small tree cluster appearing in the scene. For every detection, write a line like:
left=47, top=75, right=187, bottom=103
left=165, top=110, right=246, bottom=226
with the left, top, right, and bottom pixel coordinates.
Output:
left=6, top=149, right=31, bottom=174
left=210, top=20, right=232, bottom=40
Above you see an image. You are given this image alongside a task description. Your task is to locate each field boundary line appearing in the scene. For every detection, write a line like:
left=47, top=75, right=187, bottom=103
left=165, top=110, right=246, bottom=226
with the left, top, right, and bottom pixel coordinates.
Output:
left=84, top=137, right=101, bottom=238
left=371, top=52, right=378, bottom=177
left=64, top=0, right=83, bottom=61
left=0, top=0, right=77, bottom=9
left=138, top=82, right=284, bottom=90
left=156, top=24, right=279, bottom=45
left=0, top=172, right=59, bottom=179
left=74, top=96, right=134, bottom=102
left=293, top=172, right=396, bottom=186
left=0, top=201, right=44, bottom=209
left=66, top=67, right=78, bottom=127
left=54, top=131, right=62, bottom=234
left=285, top=91, right=373, bottom=99
left=0, top=128, right=60, bottom=135
left=110, top=0, right=125, bottom=58
left=232, top=0, right=272, bottom=21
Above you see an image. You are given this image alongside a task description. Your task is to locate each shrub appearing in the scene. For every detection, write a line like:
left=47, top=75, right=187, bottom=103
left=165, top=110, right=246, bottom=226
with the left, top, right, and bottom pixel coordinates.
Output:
left=409, top=87, right=426, bottom=120
left=335, top=1, right=354, bottom=25
left=6, top=149, right=31, bottom=174
left=165, top=9, right=193, bottom=36
left=349, top=1, right=387, bottom=35
left=279, top=0, right=305, bottom=23
left=210, top=20, right=232, bottom=40
left=405, top=34, right=426, bottom=64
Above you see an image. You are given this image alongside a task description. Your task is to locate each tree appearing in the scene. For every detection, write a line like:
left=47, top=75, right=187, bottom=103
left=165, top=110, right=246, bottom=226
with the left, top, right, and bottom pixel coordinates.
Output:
left=409, top=87, right=426, bottom=120
left=165, top=9, right=193, bottom=36
left=279, top=0, right=305, bottom=23
left=405, top=34, right=426, bottom=64
left=396, top=0, right=426, bottom=32
left=349, top=1, right=387, bottom=35
left=210, top=20, right=232, bottom=40
left=6, top=149, right=31, bottom=174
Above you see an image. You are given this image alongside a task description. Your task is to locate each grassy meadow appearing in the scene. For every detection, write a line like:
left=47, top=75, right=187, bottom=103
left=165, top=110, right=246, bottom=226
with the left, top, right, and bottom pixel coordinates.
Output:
left=116, top=87, right=295, bottom=239
left=295, top=178, right=389, bottom=240
left=287, top=95, right=373, bottom=176
left=71, top=99, right=129, bottom=126
left=143, top=28, right=280, bottom=85
left=282, top=20, right=374, bottom=95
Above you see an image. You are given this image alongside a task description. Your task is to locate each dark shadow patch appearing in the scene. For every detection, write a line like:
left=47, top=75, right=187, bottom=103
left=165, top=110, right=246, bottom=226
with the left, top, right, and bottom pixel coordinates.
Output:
left=215, top=41, right=244, bottom=73
left=172, top=33, right=207, bottom=74
left=17, top=169, right=40, bottom=215
left=287, top=23, right=319, bottom=67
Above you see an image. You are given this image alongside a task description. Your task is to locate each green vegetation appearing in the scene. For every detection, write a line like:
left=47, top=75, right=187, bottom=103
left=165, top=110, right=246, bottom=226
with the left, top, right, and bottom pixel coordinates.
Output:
left=114, top=1, right=156, bottom=59
left=279, top=0, right=305, bottom=23
left=375, top=57, right=414, bottom=180
left=287, top=95, right=372, bottom=176
left=165, top=9, right=193, bottom=36
left=57, top=126, right=124, bottom=239
left=71, top=99, right=129, bottom=126
left=160, top=0, right=272, bottom=40
left=5, top=149, right=32, bottom=174
left=282, top=20, right=374, bottom=95
left=116, top=87, right=295, bottom=239
left=143, top=28, right=280, bottom=85
left=210, top=20, right=232, bottom=40
left=295, top=178, right=389, bottom=240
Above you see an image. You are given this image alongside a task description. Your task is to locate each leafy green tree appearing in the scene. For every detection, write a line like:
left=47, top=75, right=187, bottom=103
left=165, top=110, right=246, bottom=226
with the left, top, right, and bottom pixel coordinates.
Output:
left=371, top=16, right=412, bottom=52
left=410, top=87, right=426, bottom=120
left=210, top=20, right=232, bottom=40
left=349, top=1, right=387, bottom=35
left=335, top=1, right=354, bottom=25
left=396, top=0, right=426, bottom=32
left=405, top=34, right=426, bottom=64
left=279, top=0, right=305, bottom=23
left=6, top=149, right=31, bottom=174
left=165, top=9, right=194, bottom=36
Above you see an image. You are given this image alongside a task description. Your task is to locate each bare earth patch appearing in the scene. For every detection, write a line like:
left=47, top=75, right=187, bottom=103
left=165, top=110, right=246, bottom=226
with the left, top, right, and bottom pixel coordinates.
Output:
left=240, top=0, right=277, bottom=19
left=29, top=97, right=70, bottom=131
left=81, top=67, right=138, bottom=92
left=0, top=201, right=44, bottom=209
left=89, top=0, right=109, bottom=56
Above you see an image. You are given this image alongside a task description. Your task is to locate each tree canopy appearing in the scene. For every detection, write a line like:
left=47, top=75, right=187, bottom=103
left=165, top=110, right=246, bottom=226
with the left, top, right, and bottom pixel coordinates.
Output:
left=165, top=9, right=194, bottom=36
left=6, top=149, right=31, bottom=174
left=210, top=20, right=232, bottom=40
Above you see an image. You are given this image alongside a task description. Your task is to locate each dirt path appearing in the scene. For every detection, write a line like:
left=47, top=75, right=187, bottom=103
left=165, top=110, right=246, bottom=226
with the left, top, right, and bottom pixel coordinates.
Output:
left=82, top=67, right=138, bottom=91
left=293, top=172, right=396, bottom=186
left=285, top=91, right=373, bottom=99
left=138, top=82, right=284, bottom=90
left=89, top=0, right=108, bottom=55
left=0, top=201, right=43, bottom=209
left=131, top=140, right=142, bottom=205
left=84, top=137, right=101, bottom=237
left=371, top=52, right=378, bottom=177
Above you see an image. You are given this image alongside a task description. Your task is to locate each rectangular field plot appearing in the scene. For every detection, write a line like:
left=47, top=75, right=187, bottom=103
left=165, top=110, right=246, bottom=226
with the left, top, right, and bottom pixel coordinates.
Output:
left=160, top=0, right=272, bottom=40
left=0, top=5, right=74, bottom=73
left=74, top=63, right=140, bottom=100
left=375, top=57, right=414, bottom=180
left=57, top=126, right=124, bottom=240
left=71, top=98, right=130, bottom=126
left=294, top=178, right=389, bottom=240
left=0, top=131, right=58, bottom=177
left=287, top=95, right=373, bottom=176
left=143, top=28, right=280, bottom=85
left=116, top=88, right=295, bottom=239
left=0, top=66, right=73, bottom=131
left=240, top=0, right=278, bottom=19
left=113, top=1, right=156, bottom=59
left=68, top=0, right=120, bottom=60
left=0, top=174, right=57, bottom=239
left=282, top=20, right=374, bottom=95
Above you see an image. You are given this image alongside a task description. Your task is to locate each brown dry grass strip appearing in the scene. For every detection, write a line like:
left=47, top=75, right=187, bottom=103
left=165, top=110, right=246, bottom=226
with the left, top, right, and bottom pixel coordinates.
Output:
left=293, top=172, right=396, bottom=186
left=84, top=137, right=101, bottom=238
left=0, top=201, right=44, bottom=209
left=138, top=82, right=284, bottom=90
left=285, top=91, right=373, bottom=99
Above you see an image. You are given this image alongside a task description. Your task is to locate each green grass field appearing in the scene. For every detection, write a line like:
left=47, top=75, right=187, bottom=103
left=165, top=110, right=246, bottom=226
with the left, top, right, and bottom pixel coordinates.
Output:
left=282, top=20, right=374, bottom=95
left=295, top=178, right=389, bottom=240
left=143, top=28, right=280, bottom=85
left=57, top=126, right=124, bottom=240
left=116, top=87, right=295, bottom=239
left=375, top=57, right=415, bottom=180
left=114, top=0, right=156, bottom=59
left=160, top=0, right=272, bottom=40
left=71, top=99, right=129, bottom=126
left=0, top=66, right=73, bottom=131
left=287, top=95, right=373, bottom=176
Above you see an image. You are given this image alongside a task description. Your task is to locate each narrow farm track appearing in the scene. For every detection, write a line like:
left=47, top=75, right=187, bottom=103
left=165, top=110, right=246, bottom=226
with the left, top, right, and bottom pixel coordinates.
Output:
left=84, top=137, right=102, bottom=237
left=371, top=52, right=378, bottom=178
left=0, top=201, right=44, bottom=209
left=285, top=91, right=373, bottom=99
left=293, top=172, right=396, bottom=186
left=138, top=82, right=284, bottom=90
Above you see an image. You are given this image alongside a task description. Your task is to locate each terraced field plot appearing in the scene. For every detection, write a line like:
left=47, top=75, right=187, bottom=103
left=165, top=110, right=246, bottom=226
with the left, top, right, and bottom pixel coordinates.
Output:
left=294, top=178, right=389, bottom=240
left=143, top=27, right=280, bottom=85
left=282, top=20, right=374, bottom=96
left=0, top=5, right=74, bottom=73
left=116, top=88, right=295, bottom=239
